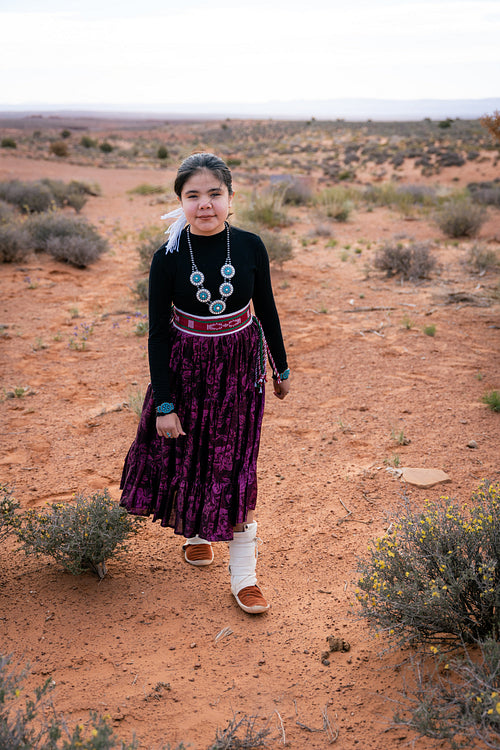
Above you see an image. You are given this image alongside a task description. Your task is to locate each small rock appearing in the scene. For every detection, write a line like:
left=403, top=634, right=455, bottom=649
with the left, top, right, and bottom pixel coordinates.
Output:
left=467, top=440, right=478, bottom=449
left=321, top=658, right=330, bottom=667
left=401, top=467, right=451, bottom=488
left=321, top=650, right=330, bottom=661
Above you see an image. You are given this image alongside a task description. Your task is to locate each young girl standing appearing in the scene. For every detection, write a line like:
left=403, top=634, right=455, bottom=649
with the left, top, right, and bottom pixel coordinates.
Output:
left=120, top=153, right=289, bottom=614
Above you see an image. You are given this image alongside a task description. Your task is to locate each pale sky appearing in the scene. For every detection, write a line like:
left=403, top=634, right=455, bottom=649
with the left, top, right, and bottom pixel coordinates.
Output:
left=0, top=0, right=499, bottom=110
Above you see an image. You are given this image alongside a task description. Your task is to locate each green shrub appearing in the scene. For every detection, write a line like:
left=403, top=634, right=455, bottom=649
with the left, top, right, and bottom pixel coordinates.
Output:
left=60, top=129, right=71, bottom=139
left=374, top=241, right=436, bottom=281
left=99, top=141, right=113, bottom=153
left=0, top=654, right=141, bottom=749
left=49, top=141, right=68, bottom=157
left=1, top=137, right=17, bottom=149
left=0, top=224, right=31, bottom=263
left=482, top=390, right=500, bottom=412
left=15, top=489, right=142, bottom=578
left=435, top=197, right=486, bottom=238
left=25, top=213, right=108, bottom=267
left=157, top=145, right=168, bottom=160
left=355, top=481, right=500, bottom=646
left=80, top=135, right=97, bottom=148
left=0, top=485, right=20, bottom=542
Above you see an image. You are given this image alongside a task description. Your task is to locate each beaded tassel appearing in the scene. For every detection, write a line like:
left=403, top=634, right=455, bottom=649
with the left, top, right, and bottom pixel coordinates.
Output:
left=253, top=316, right=281, bottom=392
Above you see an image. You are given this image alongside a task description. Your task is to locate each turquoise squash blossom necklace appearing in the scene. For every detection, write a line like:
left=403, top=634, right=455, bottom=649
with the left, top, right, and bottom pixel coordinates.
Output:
left=186, top=222, right=235, bottom=315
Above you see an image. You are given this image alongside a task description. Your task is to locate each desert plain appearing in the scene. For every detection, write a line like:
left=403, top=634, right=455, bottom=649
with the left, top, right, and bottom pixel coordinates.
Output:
left=0, top=116, right=499, bottom=749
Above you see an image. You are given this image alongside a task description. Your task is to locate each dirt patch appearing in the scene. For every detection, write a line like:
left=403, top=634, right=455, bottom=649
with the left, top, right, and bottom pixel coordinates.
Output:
left=1, top=142, right=499, bottom=750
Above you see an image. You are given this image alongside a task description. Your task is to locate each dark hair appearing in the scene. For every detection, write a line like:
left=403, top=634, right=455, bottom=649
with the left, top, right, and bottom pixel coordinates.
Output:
left=174, top=153, right=233, bottom=198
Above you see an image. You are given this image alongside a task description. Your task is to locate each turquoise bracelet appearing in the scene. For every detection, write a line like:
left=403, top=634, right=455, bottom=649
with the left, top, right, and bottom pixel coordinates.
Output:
left=273, top=368, right=290, bottom=381
left=156, top=402, right=175, bottom=415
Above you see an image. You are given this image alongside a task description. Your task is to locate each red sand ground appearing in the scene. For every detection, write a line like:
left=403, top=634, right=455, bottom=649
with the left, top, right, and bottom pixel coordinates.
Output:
left=1, top=149, right=499, bottom=750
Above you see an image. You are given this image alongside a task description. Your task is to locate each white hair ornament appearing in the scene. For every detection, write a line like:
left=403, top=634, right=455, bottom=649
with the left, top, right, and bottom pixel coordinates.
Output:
left=161, top=207, right=186, bottom=254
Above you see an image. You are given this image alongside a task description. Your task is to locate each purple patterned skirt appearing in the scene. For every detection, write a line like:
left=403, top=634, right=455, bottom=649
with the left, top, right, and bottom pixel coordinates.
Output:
left=119, top=320, right=265, bottom=541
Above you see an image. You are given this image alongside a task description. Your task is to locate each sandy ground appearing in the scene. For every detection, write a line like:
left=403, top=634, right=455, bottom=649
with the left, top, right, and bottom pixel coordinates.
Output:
left=1, top=148, right=499, bottom=750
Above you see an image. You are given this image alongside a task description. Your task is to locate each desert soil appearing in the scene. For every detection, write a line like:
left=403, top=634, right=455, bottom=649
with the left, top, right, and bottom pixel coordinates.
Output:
left=1, top=139, right=499, bottom=750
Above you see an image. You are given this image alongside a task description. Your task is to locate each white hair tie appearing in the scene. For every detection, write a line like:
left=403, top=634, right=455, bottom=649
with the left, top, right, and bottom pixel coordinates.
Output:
left=161, top=207, right=186, bottom=254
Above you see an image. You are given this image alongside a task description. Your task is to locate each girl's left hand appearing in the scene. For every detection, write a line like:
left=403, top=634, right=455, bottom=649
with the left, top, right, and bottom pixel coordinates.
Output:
left=273, top=378, right=290, bottom=400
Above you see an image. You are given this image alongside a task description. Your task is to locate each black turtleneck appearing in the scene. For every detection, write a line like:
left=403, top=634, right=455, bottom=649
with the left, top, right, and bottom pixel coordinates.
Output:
left=148, top=225, right=288, bottom=407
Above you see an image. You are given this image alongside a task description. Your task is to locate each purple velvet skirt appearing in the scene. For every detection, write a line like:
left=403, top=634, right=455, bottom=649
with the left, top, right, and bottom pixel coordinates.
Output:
left=119, top=320, right=265, bottom=541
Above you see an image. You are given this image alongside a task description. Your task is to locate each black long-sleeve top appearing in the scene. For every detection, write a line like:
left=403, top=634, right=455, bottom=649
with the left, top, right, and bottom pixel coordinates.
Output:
left=148, top=225, right=288, bottom=408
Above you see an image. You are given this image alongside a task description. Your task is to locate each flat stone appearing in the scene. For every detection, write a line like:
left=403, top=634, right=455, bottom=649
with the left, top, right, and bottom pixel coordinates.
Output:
left=401, top=467, right=451, bottom=488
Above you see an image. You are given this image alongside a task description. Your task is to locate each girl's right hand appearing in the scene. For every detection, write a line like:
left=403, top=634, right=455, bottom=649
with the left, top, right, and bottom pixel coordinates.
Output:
left=156, top=413, right=186, bottom=439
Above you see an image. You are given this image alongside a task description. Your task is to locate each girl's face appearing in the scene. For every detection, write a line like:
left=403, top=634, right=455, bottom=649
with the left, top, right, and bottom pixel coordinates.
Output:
left=180, top=168, right=233, bottom=236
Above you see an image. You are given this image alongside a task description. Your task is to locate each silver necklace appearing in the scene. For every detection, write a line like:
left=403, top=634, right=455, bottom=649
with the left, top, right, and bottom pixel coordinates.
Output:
left=186, top=222, right=235, bottom=315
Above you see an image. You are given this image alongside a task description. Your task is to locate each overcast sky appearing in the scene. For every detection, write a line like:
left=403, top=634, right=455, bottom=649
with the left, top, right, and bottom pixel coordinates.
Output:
left=1, top=0, right=499, bottom=110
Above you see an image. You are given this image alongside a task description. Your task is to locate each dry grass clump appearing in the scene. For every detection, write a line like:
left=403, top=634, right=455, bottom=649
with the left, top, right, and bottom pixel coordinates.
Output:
left=240, top=187, right=290, bottom=229
left=49, top=140, right=69, bottom=157
left=435, top=196, right=486, bottom=238
left=128, top=183, right=165, bottom=196
left=315, top=186, right=357, bottom=222
left=374, top=241, right=436, bottom=281
left=364, top=183, right=436, bottom=216
left=465, top=243, right=499, bottom=275
left=209, top=714, right=270, bottom=750
left=258, top=228, right=293, bottom=268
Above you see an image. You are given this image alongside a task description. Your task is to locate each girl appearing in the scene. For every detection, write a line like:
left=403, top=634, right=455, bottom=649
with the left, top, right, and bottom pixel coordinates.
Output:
left=120, top=153, right=289, bottom=614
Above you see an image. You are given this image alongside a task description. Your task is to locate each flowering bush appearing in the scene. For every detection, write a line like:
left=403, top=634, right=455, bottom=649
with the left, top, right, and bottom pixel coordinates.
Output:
left=355, top=481, right=500, bottom=646
left=15, top=490, right=142, bottom=578
left=395, top=640, right=500, bottom=749
left=0, top=485, right=20, bottom=543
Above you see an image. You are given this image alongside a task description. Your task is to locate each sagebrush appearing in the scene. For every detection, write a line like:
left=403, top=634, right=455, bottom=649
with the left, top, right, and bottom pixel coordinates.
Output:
left=25, top=213, right=108, bottom=267
left=435, top=197, right=486, bottom=238
left=15, top=489, right=142, bottom=578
